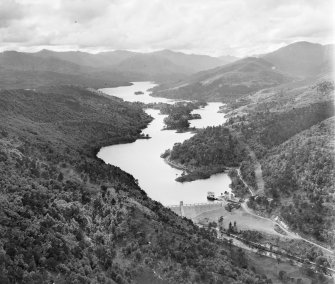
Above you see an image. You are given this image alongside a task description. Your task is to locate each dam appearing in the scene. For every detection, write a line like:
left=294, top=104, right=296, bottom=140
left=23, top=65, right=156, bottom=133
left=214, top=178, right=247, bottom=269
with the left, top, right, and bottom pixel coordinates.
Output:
left=167, top=201, right=226, bottom=219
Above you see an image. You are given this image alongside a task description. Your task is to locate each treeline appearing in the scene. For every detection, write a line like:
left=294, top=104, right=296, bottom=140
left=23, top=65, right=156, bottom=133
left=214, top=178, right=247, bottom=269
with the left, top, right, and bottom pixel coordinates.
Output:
left=0, top=86, right=269, bottom=283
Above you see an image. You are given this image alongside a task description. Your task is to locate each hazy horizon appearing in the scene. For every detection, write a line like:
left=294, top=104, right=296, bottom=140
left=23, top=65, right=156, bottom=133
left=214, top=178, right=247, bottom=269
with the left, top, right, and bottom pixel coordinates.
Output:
left=1, top=0, right=333, bottom=57
left=1, top=40, right=333, bottom=59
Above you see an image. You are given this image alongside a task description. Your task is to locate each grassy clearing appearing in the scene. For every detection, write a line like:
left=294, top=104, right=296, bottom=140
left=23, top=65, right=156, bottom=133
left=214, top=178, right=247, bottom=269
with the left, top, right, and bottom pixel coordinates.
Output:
left=194, top=207, right=287, bottom=238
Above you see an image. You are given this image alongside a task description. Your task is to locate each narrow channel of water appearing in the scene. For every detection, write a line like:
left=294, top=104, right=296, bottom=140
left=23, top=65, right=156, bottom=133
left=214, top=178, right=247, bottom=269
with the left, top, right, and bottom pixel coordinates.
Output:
left=97, top=82, right=231, bottom=206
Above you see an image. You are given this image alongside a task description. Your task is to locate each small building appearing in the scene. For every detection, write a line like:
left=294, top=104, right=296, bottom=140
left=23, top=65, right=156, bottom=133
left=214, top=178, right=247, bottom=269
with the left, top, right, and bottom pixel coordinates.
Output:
left=207, top=191, right=216, bottom=200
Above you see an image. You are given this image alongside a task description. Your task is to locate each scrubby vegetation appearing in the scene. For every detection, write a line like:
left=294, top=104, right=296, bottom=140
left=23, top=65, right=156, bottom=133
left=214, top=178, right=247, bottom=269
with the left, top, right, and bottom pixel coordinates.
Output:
left=0, top=86, right=269, bottom=283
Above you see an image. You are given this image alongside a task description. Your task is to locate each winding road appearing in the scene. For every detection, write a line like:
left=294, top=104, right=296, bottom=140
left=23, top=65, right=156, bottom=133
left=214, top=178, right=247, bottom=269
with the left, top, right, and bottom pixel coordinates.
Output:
left=237, top=160, right=334, bottom=254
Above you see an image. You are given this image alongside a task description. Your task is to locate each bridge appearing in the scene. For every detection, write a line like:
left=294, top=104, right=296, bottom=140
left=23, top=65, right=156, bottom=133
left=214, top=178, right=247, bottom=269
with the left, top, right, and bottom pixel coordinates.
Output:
left=167, top=201, right=227, bottom=219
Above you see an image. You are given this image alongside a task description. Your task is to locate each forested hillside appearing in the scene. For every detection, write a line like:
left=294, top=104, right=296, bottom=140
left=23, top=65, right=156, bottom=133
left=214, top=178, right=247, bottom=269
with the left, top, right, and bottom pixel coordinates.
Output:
left=166, top=80, right=335, bottom=247
left=233, top=100, right=334, bottom=157
left=261, top=118, right=335, bottom=244
left=227, top=85, right=335, bottom=245
left=0, top=86, right=268, bottom=283
left=169, top=127, right=246, bottom=167
left=166, top=126, right=247, bottom=182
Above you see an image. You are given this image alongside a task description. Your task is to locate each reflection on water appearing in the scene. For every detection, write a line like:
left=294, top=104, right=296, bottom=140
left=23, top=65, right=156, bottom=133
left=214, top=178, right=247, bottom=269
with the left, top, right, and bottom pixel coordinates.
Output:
left=98, top=82, right=231, bottom=206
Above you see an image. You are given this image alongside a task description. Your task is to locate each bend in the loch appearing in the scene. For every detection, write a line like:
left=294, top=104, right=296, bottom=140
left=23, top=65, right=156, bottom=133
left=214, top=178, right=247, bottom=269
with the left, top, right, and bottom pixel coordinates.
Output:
left=97, top=82, right=232, bottom=206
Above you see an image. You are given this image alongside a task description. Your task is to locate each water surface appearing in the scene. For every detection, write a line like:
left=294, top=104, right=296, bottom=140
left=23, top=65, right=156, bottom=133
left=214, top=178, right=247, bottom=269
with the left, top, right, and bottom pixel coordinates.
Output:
left=98, top=82, right=231, bottom=205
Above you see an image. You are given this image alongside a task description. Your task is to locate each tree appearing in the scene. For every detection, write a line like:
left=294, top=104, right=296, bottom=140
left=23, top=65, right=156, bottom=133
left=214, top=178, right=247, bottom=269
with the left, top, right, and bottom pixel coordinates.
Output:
left=276, top=256, right=281, bottom=264
left=302, top=259, right=314, bottom=277
left=234, top=248, right=247, bottom=269
left=316, top=80, right=334, bottom=95
left=228, top=222, right=233, bottom=233
left=57, top=172, right=64, bottom=182
left=218, top=216, right=224, bottom=235
left=315, top=256, right=329, bottom=275
left=278, top=270, right=287, bottom=282
left=228, top=239, right=233, bottom=257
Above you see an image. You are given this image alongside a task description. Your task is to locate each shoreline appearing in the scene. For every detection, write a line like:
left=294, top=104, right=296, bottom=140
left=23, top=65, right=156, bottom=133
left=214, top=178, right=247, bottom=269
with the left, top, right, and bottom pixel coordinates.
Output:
left=163, top=155, right=231, bottom=183
left=163, top=156, right=191, bottom=172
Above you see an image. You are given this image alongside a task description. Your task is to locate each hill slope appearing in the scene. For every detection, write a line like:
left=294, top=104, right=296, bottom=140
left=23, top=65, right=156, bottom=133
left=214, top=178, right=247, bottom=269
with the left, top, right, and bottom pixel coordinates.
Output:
left=165, top=78, right=335, bottom=247
left=0, top=51, right=86, bottom=73
left=151, top=41, right=333, bottom=102
left=0, top=49, right=235, bottom=88
left=262, top=41, right=334, bottom=78
left=35, top=49, right=136, bottom=68
left=260, top=117, right=335, bottom=243
left=0, top=86, right=268, bottom=283
left=0, top=51, right=136, bottom=89
left=35, top=49, right=231, bottom=75
left=152, top=57, right=292, bottom=102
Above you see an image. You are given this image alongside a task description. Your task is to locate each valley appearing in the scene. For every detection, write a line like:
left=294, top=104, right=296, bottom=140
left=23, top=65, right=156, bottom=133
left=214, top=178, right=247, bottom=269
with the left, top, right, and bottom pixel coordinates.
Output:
left=1, top=84, right=270, bottom=283
left=0, top=40, right=334, bottom=284
left=97, top=82, right=231, bottom=205
left=97, top=78, right=335, bottom=283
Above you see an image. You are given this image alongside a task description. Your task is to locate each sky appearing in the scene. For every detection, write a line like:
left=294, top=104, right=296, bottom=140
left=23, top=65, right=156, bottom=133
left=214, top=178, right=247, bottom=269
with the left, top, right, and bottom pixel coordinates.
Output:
left=0, top=0, right=334, bottom=57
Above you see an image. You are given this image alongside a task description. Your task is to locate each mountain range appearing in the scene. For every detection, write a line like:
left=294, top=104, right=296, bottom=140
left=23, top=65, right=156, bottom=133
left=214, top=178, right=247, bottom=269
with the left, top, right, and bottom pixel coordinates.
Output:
left=262, top=41, right=333, bottom=77
left=0, top=40, right=334, bottom=283
left=0, top=49, right=237, bottom=89
left=152, top=42, right=334, bottom=102
left=0, top=41, right=332, bottom=100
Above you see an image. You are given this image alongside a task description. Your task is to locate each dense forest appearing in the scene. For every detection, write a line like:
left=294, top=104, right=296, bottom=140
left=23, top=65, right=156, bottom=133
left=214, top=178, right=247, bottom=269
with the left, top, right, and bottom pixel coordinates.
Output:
left=229, top=100, right=335, bottom=157
left=226, top=95, right=335, bottom=245
left=142, top=101, right=205, bottom=130
left=261, top=118, right=335, bottom=245
left=166, top=126, right=247, bottom=182
left=161, top=101, right=205, bottom=130
left=0, top=86, right=270, bottom=283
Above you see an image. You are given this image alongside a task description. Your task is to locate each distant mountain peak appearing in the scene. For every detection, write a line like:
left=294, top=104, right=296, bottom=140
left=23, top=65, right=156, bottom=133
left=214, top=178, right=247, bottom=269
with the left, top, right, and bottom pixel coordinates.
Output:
left=155, top=49, right=177, bottom=54
left=39, top=48, right=52, bottom=52
left=263, top=41, right=333, bottom=77
left=287, top=41, right=322, bottom=47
